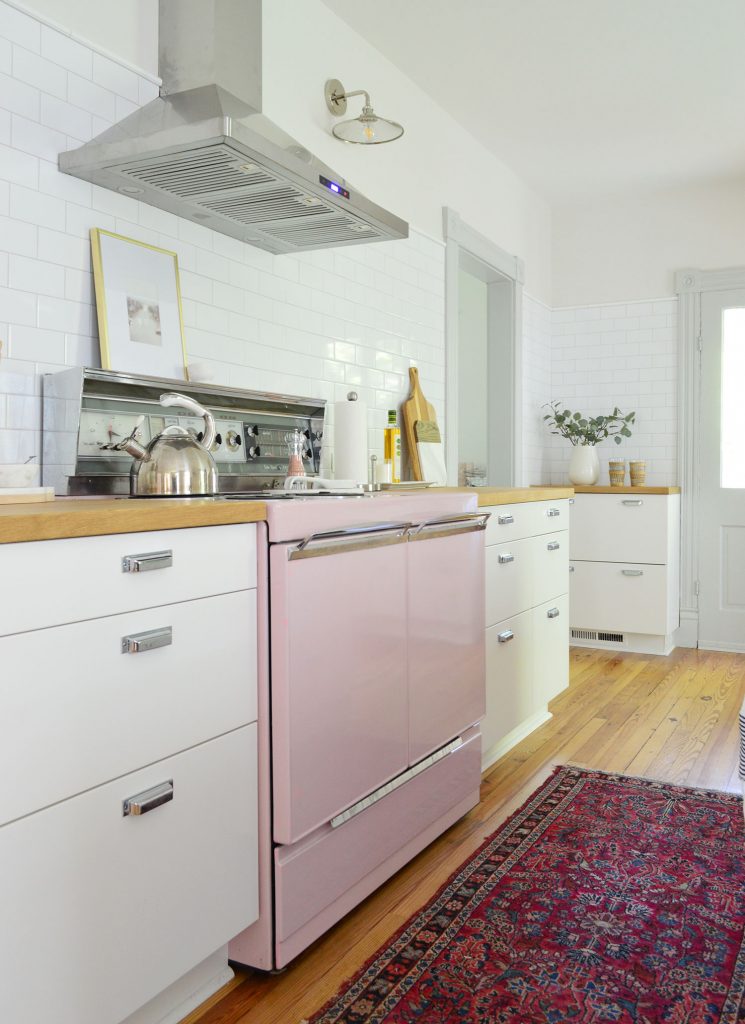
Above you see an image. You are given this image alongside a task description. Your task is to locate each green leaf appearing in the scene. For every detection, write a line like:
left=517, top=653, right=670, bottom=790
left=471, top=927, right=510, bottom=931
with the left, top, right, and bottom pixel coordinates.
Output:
left=614, top=435, right=622, bottom=444
left=621, top=426, right=631, bottom=437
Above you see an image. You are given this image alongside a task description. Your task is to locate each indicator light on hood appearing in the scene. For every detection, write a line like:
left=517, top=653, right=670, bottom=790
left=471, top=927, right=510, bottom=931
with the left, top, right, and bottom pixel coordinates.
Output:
left=319, top=175, right=350, bottom=199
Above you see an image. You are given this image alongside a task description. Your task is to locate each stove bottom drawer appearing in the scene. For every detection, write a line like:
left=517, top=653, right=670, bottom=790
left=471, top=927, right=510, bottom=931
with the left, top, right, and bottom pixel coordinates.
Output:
left=273, top=729, right=481, bottom=967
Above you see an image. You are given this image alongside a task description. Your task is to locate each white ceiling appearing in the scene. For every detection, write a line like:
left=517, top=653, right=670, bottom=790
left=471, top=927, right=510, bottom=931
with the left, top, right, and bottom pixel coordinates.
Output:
left=321, top=0, right=745, bottom=204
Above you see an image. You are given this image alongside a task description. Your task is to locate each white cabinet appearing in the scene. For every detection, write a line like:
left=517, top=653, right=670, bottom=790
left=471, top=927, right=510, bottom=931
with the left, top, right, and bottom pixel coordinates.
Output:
left=0, top=523, right=260, bottom=1024
left=482, top=499, right=570, bottom=768
left=569, top=492, right=680, bottom=655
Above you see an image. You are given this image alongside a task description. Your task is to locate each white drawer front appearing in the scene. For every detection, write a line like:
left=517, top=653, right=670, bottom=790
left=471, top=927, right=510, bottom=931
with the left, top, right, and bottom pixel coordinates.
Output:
left=0, top=726, right=258, bottom=1024
left=483, top=609, right=534, bottom=755
left=533, top=595, right=569, bottom=707
left=0, top=590, right=257, bottom=826
left=533, top=530, right=569, bottom=607
left=0, top=523, right=257, bottom=636
left=570, top=494, right=672, bottom=564
left=485, top=537, right=534, bottom=626
left=484, top=499, right=570, bottom=546
left=570, top=560, right=669, bottom=635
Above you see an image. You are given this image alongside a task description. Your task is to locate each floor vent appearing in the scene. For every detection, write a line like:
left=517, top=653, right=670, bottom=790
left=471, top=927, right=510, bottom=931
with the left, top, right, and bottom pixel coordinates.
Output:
left=571, top=628, right=626, bottom=644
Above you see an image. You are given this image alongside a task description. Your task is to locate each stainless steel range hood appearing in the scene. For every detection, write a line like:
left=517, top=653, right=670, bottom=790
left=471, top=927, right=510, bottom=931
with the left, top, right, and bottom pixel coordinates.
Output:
left=58, top=0, right=408, bottom=254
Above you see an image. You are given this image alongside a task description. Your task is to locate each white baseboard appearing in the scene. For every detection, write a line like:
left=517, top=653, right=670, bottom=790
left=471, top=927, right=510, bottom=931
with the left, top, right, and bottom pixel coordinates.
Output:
left=674, top=609, right=698, bottom=648
left=120, top=947, right=234, bottom=1024
left=482, top=708, right=552, bottom=772
left=698, top=640, right=745, bottom=653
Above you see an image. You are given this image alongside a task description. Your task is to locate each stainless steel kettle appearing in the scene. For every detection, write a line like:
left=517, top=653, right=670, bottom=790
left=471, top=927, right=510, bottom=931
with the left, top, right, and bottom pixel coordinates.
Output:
left=121, top=393, right=219, bottom=497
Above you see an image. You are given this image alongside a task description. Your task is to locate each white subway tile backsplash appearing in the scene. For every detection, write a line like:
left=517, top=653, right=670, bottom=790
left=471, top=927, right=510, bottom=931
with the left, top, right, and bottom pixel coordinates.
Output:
left=547, top=297, right=678, bottom=487
left=0, top=5, right=39, bottom=51
left=40, top=92, right=92, bottom=141
left=10, top=181, right=65, bottom=229
left=9, top=253, right=64, bottom=296
left=12, top=43, right=65, bottom=97
left=8, top=322, right=64, bottom=362
left=11, top=111, right=65, bottom=160
left=38, top=226, right=88, bottom=269
left=0, top=212, right=35, bottom=255
left=0, top=68, right=39, bottom=119
left=40, top=25, right=91, bottom=77
left=0, top=140, right=38, bottom=186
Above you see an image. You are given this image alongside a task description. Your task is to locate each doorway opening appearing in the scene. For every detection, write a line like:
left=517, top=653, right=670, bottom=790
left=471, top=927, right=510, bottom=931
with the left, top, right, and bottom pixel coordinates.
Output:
left=444, top=209, right=524, bottom=487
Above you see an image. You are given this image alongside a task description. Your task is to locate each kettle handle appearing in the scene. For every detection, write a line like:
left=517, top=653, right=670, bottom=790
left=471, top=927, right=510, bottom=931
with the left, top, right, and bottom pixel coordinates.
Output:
left=160, top=393, right=216, bottom=452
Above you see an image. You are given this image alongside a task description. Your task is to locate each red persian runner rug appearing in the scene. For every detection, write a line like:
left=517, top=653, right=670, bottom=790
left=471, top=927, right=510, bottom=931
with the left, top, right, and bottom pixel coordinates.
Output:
left=306, top=766, right=745, bottom=1024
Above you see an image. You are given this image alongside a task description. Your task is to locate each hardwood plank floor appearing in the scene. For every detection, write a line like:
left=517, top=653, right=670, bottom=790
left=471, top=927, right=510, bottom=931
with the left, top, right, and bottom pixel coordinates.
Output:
left=190, top=646, right=745, bottom=1024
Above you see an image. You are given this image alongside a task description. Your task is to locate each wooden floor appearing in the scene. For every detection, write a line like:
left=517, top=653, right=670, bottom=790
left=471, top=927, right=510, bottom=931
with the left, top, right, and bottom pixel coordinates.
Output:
left=191, top=646, right=745, bottom=1024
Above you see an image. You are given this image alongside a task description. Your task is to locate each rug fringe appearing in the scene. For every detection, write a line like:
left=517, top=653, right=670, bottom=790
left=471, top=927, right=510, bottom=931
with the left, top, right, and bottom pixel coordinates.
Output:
left=559, top=762, right=743, bottom=800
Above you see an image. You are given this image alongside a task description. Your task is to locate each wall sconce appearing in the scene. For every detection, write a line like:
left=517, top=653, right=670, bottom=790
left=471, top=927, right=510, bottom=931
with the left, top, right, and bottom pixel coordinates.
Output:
left=324, top=78, right=404, bottom=145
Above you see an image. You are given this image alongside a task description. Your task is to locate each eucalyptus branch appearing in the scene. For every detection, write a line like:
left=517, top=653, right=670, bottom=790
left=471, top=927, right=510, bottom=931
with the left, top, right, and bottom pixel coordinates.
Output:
left=543, top=401, right=636, bottom=447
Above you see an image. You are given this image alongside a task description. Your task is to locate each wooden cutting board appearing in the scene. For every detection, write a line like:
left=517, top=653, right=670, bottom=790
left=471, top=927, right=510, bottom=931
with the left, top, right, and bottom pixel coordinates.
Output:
left=402, top=367, right=437, bottom=481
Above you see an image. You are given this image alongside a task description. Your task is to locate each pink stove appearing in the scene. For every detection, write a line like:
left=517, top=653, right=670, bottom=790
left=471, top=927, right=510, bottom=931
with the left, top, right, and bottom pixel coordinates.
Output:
left=229, top=490, right=488, bottom=970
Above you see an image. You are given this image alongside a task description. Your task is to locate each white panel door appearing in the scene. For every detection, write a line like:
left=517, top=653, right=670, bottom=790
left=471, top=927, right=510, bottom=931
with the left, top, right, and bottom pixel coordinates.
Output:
left=699, top=290, right=745, bottom=651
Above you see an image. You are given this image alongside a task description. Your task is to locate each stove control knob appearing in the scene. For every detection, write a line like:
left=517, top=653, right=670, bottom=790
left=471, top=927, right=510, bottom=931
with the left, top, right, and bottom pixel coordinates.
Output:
left=226, top=430, right=242, bottom=450
left=248, top=445, right=261, bottom=458
left=246, top=425, right=259, bottom=437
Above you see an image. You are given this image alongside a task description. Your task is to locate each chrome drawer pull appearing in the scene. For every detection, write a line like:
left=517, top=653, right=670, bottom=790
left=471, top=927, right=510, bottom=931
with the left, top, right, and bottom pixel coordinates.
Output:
left=498, top=552, right=515, bottom=564
left=622, top=569, right=644, bottom=577
left=547, top=507, right=561, bottom=517
left=547, top=541, right=560, bottom=551
left=497, top=514, right=514, bottom=525
left=569, top=565, right=575, bottom=573
left=497, top=630, right=514, bottom=643
left=122, top=550, right=173, bottom=573
left=569, top=498, right=575, bottom=504
left=547, top=607, right=560, bottom=618
left=622, top=499, right=644, bottom=507
left=121, top=626, right=173, bottom=654
left=123, top=781, right=173, bottom=817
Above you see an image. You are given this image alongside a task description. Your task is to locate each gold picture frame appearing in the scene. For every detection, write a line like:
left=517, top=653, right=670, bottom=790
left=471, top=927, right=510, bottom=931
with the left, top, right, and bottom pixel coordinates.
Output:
left=90, top=228, right=189, bottom=381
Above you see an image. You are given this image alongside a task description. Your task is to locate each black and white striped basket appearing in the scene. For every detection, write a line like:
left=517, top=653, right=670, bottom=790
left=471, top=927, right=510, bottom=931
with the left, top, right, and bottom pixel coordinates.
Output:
left=739, top=705, right=745, bottom=781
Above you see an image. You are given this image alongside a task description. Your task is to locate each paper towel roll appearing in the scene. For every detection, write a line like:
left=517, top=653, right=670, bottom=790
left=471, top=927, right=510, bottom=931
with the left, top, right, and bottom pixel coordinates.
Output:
left=333, top=393, right=368, bottom=483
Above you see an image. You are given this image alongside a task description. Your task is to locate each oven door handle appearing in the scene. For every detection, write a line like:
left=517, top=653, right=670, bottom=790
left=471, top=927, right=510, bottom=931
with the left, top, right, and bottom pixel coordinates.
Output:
left=289, top=521, right=414, bottom=559
left=407, top=513, right=490, bottom=541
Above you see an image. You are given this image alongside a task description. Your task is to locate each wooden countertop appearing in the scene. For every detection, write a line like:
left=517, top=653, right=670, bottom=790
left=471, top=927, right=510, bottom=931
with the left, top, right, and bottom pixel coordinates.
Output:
left=0, top=496, right=267, bottom=544
left=573, top=486, right=681, bottom=495
left=435, top=486, right=574, bottom=506
left=0, top=485, right=575, bottom=544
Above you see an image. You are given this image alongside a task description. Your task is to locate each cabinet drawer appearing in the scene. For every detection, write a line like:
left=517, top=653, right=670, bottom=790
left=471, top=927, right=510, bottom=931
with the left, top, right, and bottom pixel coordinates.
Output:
left=570, top=560, right=669, bottom=635
left=533, top=595, right=569, bottom=707
left=570, top=494, right=675, bottom=564
left=533, top=530, right=569, bottom=606
left=0, top=523, right=256, bottom=636
left=0, top=726, right=258, bottom=1024
left=274, top=730, right=480, bottom=967
left=0, top=590, right=257, bottom=826
left=482, top=608, right=534, bottom=755
left=484, top=499, right=569, bottom=546
left=485, top=537, right=534, bottom=625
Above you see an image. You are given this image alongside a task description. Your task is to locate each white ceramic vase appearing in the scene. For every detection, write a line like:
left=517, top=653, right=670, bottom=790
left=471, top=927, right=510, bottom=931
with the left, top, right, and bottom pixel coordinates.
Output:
left=568, top=444, right=600, bottom=485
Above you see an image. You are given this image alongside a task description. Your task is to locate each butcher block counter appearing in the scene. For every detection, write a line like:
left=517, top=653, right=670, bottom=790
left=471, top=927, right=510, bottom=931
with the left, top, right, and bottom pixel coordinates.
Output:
left=0, top=486, right=574, bottom=544
left=0, top=496, right=268, bottom=544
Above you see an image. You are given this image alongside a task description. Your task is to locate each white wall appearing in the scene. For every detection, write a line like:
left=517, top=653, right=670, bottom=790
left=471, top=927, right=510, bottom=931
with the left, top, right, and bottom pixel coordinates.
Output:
left=8, top=0, right=158, bottom=73
left=260, top=0, right=552, bottom=303
left=457, top=268, right=487, bottom=477
left=552, top=180, right=745, bottom=306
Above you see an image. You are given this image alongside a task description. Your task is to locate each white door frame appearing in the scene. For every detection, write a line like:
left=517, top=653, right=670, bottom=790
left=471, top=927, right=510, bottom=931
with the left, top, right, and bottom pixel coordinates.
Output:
left=443, top=208, right=525, bottom=486
left=675, top=265, right=745, bottom=647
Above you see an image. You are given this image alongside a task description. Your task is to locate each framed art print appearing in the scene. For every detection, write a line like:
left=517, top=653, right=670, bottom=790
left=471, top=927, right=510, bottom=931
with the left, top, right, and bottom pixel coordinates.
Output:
left=90, top=229, right=188, bottom=381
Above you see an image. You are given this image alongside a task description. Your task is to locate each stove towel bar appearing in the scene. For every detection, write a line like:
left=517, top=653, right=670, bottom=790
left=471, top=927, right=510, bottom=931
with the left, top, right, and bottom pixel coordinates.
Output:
left=289, top=521, right=414, bottom=560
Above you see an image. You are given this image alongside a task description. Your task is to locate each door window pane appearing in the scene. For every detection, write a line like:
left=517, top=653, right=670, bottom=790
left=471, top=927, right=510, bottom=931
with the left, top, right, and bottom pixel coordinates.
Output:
left=721, top=307, right=745, bottom=488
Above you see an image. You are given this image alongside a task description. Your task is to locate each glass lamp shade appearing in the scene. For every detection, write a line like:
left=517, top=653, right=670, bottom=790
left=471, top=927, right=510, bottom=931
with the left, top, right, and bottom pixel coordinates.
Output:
left=332, top=107, right=404, bottom=145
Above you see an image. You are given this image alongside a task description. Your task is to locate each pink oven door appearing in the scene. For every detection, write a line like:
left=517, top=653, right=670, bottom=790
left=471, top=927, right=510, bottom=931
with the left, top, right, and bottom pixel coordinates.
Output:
left=407, top=516, right=487, bottom=763
left=270, top=524, right=410, bottom=846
